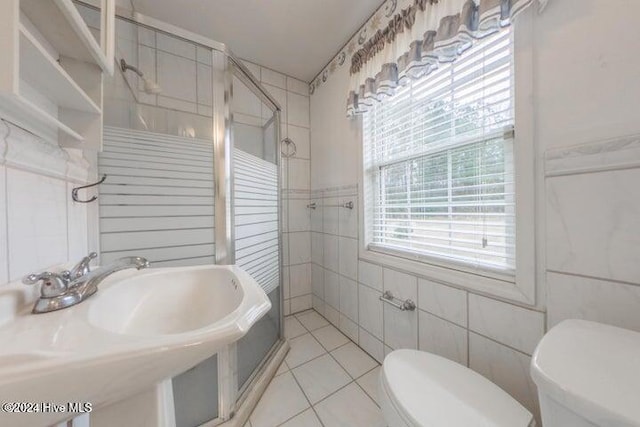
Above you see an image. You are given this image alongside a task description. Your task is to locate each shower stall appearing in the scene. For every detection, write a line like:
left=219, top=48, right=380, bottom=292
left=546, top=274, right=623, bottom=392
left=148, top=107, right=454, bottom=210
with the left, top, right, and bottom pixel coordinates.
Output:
left=78, top=3, right=285, bottom=426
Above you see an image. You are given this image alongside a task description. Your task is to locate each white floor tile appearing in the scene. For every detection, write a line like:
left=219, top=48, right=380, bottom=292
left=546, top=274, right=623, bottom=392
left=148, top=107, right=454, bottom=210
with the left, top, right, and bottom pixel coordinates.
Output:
left=296, top=310, right=329, bottom=331
left=279, top=408, right=322, bottom=427
left=249, top=372, right=310, bottom=427
left=311, top=325, right=350, bottom=351
left=275, top=360, right=289, bottom=376
left=314, top=383, right=385, bottom=427
left=331, top=342, right=379, bottom=379
left=285, top=316, right=307, bottom=339
left=292, top=354, right=351, bottom=404
left=286, top=333, right=326, bottom=368
left=356, top=366, right=381, bottom=406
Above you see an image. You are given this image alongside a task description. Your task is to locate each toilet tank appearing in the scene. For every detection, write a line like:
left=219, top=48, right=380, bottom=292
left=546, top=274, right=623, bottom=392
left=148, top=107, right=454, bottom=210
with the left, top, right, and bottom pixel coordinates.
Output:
left=531, top=320, right=640, bottom=427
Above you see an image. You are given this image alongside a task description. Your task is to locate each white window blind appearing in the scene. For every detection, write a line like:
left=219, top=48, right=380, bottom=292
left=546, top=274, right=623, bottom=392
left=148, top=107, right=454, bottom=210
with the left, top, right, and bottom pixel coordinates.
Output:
left=363, top=28, right=515, bottom=274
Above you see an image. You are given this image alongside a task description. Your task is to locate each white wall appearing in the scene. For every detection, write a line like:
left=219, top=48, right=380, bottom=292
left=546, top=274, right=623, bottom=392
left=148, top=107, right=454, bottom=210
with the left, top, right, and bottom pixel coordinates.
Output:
left=0, top=120, right=91, bottom=288
left=309, top=0, right=640, bottom=420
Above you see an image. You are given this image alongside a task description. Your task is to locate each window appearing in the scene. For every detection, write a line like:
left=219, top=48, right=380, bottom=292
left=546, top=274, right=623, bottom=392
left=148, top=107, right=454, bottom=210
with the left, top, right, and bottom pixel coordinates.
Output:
left=363, top=28, right=515, bottom=275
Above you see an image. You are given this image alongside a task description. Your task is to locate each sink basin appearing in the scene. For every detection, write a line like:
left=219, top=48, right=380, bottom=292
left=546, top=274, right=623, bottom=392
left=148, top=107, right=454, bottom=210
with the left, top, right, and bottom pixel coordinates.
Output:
left=0, top=264, right=271, bottom=427
left=88, top=268, right=245, bottom=336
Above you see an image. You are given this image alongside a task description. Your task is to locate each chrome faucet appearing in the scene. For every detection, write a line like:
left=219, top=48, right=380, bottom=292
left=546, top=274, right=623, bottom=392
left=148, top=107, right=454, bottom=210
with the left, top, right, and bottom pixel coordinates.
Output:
left=22, top=254, right=150, bottom=314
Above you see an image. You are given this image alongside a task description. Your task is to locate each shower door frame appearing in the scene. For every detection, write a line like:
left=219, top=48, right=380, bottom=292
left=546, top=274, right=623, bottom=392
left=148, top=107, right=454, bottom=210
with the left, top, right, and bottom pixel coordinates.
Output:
left=102, top=8, right=286, bottom=425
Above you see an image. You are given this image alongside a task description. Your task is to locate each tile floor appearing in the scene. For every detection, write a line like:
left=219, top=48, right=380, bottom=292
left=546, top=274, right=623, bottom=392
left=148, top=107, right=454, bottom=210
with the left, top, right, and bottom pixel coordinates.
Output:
left=247, top=310, right=386, bottom=427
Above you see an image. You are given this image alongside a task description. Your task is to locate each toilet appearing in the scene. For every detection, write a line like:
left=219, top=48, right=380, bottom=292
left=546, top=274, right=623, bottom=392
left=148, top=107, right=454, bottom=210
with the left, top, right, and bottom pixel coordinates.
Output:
left=379, top=349, right=535, bottom=426
left=531, top=319, right=640, bottom=427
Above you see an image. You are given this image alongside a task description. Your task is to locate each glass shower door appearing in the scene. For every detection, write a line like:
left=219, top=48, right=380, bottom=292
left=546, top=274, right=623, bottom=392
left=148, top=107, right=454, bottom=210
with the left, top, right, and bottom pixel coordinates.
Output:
left=231, top=66, right=283, bottom=394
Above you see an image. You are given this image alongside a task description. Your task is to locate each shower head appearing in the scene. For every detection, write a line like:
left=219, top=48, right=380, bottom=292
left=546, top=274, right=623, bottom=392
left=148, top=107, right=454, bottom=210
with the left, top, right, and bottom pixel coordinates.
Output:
left=142, top=77, right=162, bottom=94
left=120, top=58, right=162, bottom=95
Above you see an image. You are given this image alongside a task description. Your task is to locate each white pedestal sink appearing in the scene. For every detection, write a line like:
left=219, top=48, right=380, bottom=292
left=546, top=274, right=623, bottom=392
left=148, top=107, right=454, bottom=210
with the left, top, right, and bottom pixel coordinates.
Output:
left=0, top=265, right=271, bottom=427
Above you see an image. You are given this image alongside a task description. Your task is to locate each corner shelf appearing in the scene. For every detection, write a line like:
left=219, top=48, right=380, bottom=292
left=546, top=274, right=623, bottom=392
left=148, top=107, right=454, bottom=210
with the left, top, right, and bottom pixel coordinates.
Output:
left=0, top=92, right=85, bottom=142
left=0, top=0, right=113, bottom=149
left=19, top=23, right=101, bottom=115
left=20, top=0, right=113, bottom=75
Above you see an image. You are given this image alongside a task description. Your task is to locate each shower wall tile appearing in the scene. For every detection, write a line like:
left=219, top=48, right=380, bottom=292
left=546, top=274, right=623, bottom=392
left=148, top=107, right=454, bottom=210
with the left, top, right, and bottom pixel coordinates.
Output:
left=196, top=46, right=212, bottom=65
left=339, top=276, right=358, bottom=322
left=157, top=96, right=197, bottom=114
left=287, top=199, right=310, bottom=232
left=138, top=27, right=156, bottom=47
left=261, top=68, right=287, bottom=90
left=241, top=60, right=261, bottom=80
left=287, top=77, right=310, bottom=96
left=196, top=64, right=213, bottom=106
left=288, top=92, right=310, bottom=128
left=282, top=266, right=290, bottom=299
left=290, top=264, right=311, bottom=298
left=287, top=125, right=310, bottom=159
left=324, top=269, right=340, bottom=310
left=290, top=294, right=312, bottom=313
left=312, top=264, right=324, bottom=298
left=288, top=232, right=311, bottom=265
left=157, top=51, right=197, bottom=102
left=157, top=33, right=196, bottom=59
left=323, top=234, right=339, bottom=273
left=322, top=202, right=339, bottom=235
left=237, top=60, right=311, bottom=314
left=338, top=237, right=358, bottom=280
left=288, top=159, right=310, bottom=190
left=311, top=232, right=323, bottom=265
left=262, top=84, right=287, bottom=123
left=338, top=198, right=358, bottom=238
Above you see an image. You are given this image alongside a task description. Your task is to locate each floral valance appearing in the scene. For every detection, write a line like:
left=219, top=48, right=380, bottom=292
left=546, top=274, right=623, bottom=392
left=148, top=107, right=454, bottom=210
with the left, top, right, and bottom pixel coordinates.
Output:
left=346, top=0, right=548, bottom=117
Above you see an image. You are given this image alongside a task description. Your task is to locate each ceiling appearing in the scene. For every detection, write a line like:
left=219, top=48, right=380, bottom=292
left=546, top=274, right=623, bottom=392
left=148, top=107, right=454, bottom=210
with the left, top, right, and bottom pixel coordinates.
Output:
left=125, top=0, right=382, bottom=82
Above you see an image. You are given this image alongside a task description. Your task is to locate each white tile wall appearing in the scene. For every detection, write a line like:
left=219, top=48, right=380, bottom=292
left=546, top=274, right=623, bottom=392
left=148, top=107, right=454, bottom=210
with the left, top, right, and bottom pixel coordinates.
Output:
left=546, top=168, right=640, bottom=285
left=417, top=278, right=467, bottom=327
left=339, top=276, right=358, bottom=322
left=358, top=284, right=383, bottom=339
left=0, top=123, right=91, bottom=288
left=358, top=261, right=383, bottom=292
left=338, top=237, right=357, bottom=280
left=382, top=268, right=418, bottom=349
left=418, top=310, right=468, bottom=366
left=547, top=271, right=640, bottom=332
left=7, top=169, right=68, bottom=279
left=469, top=333, right=539, bottom=420
left=241, top=58, right=313, bottom=315
left=468, top=294, right=545, bottom=356
left=288, top=232, right=311, bottom=265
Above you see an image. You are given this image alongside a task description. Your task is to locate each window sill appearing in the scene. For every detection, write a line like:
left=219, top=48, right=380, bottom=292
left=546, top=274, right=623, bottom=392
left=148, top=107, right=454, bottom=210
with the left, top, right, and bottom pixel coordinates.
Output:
left=359, top=245, right=535, bottom=305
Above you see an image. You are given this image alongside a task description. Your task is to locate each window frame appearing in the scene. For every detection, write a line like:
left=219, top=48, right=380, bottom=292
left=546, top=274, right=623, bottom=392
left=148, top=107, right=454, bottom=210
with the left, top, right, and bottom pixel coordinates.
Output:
left=357, top=10, right=536, bottom=305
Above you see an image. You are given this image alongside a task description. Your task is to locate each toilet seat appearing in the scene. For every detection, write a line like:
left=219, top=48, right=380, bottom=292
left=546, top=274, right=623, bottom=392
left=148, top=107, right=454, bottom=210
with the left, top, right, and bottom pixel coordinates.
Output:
left=380, top=349, right=534, bottom=427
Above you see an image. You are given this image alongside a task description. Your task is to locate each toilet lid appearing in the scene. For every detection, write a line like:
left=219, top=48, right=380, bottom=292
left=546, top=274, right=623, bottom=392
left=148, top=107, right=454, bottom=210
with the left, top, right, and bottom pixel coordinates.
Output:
left=381, top=350, right=533, bottom=427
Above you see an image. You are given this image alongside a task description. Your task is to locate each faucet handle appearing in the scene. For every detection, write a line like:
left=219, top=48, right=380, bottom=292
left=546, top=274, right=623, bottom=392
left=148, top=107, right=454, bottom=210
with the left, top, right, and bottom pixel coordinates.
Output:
left=70, top=252, right=97, bottom=279
left=22, top=272, right=69, bottom=298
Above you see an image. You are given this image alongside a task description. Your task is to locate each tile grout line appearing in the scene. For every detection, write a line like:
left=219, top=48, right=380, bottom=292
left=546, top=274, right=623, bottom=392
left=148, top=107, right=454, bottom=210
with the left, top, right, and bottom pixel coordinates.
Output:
left=287, top=310, right=382, bottom=413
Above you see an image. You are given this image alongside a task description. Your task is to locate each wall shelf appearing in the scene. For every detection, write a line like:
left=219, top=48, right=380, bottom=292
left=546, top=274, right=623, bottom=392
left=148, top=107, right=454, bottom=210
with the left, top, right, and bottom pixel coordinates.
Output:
left=0, top=0, right=114, bottom=149
left=20, top=0, right=113, bottom=74
left=19, top=24, right=101, bottom=115
left=0, top=92, right=85, bottom=142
